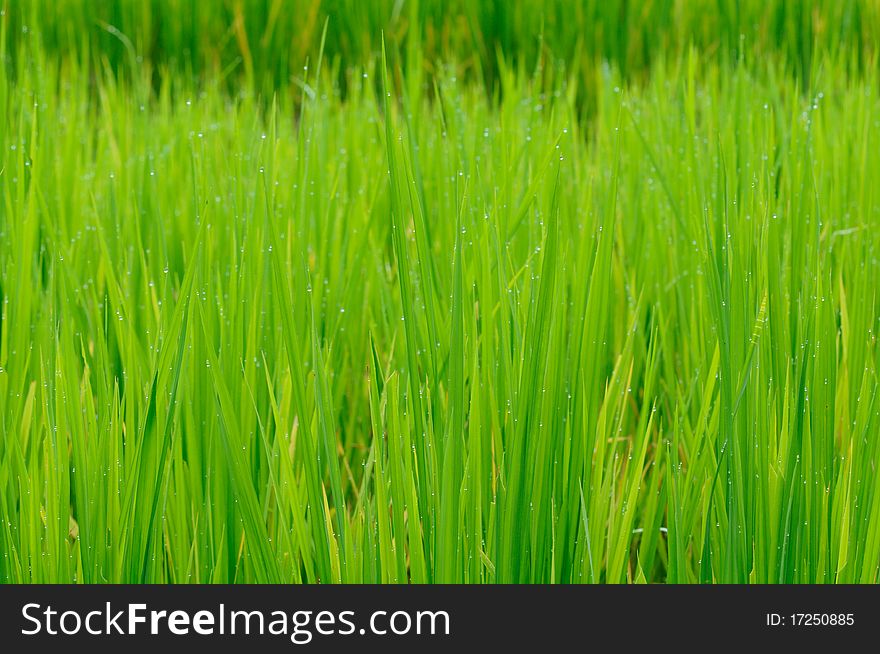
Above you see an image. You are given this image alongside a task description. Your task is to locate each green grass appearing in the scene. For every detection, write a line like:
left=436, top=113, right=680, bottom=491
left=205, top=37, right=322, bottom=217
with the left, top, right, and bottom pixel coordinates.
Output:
left=1, top=2, right=880, bottom=583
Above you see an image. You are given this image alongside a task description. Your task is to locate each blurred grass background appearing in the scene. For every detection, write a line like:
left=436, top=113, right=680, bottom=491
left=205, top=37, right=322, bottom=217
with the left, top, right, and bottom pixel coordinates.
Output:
left=5, top=0, right=879, bottom=98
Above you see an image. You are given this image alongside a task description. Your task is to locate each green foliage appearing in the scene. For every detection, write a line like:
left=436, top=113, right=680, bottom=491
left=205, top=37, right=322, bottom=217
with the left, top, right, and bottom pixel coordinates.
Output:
left=1, top=2, right=879, bottom=583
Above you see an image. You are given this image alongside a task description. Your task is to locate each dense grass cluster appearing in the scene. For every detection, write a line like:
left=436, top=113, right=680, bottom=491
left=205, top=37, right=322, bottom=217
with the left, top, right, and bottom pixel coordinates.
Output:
left=2, top=3, right=880, bottom=583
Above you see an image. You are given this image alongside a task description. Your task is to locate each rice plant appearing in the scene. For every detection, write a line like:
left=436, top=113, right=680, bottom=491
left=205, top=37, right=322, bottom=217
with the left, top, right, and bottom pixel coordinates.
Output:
left=1, top=1, right=880, bottom=583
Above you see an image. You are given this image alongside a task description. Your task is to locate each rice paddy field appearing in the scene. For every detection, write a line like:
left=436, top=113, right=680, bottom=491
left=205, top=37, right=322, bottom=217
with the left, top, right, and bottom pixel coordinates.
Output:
left=2, top=0, right=880, bottom=584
